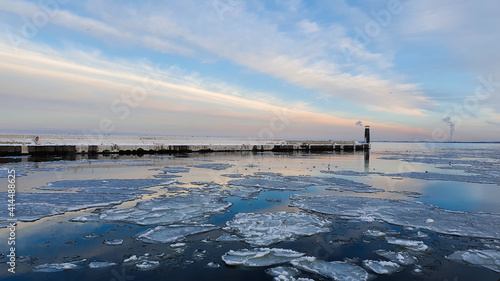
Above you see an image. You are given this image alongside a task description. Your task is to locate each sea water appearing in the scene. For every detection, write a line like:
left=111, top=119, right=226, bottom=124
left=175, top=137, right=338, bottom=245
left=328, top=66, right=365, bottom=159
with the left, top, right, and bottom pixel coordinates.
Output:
left=0, top=142, right=499, bottom=280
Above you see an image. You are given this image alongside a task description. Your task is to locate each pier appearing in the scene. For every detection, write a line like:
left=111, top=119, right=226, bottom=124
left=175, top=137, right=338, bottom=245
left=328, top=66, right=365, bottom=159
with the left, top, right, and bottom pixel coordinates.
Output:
left=0, top=134, right=370, bottom=156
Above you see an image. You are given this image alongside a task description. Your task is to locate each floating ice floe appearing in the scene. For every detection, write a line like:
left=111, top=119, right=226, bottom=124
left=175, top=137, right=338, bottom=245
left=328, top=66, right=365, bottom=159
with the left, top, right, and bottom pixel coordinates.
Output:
left=363, top=230, right=386, bottom=238
left=223, top=212, right=331, bottom=246
left=290, top=256, right=369, bottom=281
left=228, top=178, right=313, bottom=191
left=123, top=253, right=160, bottom=270
left=362, top=260, right=401, bottom=274
left=0, top=168, right=27, bottom=177
left=153, top=174, right=182, bottom=179
left=39, top=178, right=174, bottom=194
left=254, top=172, right=283, bottom=176
left=216, top=233, right=242, bottom=242
left=222, top=248, right=305, bottom=267
left=193, top=163, right=233, bottom=170
left=88, top=261, right=117, bottom=269
left=0, top=192, right=140, bottom=226
left=135, top=225, right=217, bottom=243
left=161, top=167, right=190, bottom=173
left=447, top=249, right=500, bottom=273
left=386, top=237, right=428, bottom=252
left=221, top=173, right=243, bottom=178
left=136, top=260, right=160, bottom=270
left=225, top=186, right=262, bottom=199
left=387, top=190, right=422, bottom=198
left=192, top=249, right=208, bottom=260
left=374, top=250, right=418, bottom=265
left=83, top=233, right=104, bottom=239
left=266, top=266, right=315, bottom=281
left=103, top=239, right=123, bottom=246
left=383, top=172, right=499, bottom=185
left=33, top=260, right=85, bottom=272
left=290, top=195, right=500, bottom=239
left=72, top=193, right=232, bottom=226
left=229, top=173, right=377, bottom=193
left=320, top=170, right=368, bottom=176
left=207, top=262, right=220, bottom=268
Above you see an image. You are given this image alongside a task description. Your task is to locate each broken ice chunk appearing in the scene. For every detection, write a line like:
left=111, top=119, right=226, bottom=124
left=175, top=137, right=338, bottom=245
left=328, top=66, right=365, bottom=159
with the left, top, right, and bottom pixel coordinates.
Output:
left=221, top=173, right=243, bottom=178
left=33, top=260, right=83, bottom=272
left=266, top=266, right=315, bottom=281
left=88, top=261, right=117, bottom=269
left=290, top=256, right=369, bottom=281
left=39, top=179, right=173, bottom=194
left=266, top=266, right=300, bottom=278
left=136, top=260, right=160, bottom=270
left=320, top=170, right=368, bottom=176
left=225, top=186, right=262, bottom=199
left=222, top=248, right=305, bottom=267
left=136, top=225, right=217, bottom=244
left=73, top=193, right=231, bottom=226
left=193, top=163, right=233, bottom=170
left=447, top=249, right=500, bottom=273
left=207, top=262, right=220, bottom=268
left=374, top=250, right=418, bottom=265
left=161, top=167, right=190, bottom=173
left=223, top=212, right=331, bottom=246
left=290, top=195, right=500, bottom=239
left=363, top=230, right=386, bottom=238
left=362, top=260, right=401, bottom=274
left=228, top=178, right=312, bottom=191
left=103, top=239, right=123, bottom=246
left=386, top=237, right=428, bottom=252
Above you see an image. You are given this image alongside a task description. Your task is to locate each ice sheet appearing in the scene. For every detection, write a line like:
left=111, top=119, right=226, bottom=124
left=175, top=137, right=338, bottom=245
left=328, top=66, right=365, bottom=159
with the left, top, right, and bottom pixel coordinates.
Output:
left=0, top=192, right=139, bottom=226
left=228, top=178, right=313, bottom=191
left=222, top=248, right=305, bottom=267
left=33, top=260, right=85, bottom=272
left=374, top=250, right=417, bottom=265
left=229, top=174, right=376, bottom=193
left=385, top=237, right=428, bottom=252
left=290, top=195, right=500, bottom=239
left=221, top=173, right=243, bottom=178
left=383, top=172, right=499, bottom=185
left=88, top=261, right=117, bottom=268
left=38, top=179, right=174, bottom=194
left=362, top=260, right=401, bottom=274
left=320, top=170, right=368, bottom=176
left=0, top=168, right=27, bottom=177
left=103, top=239, right=123, bottom=245
left=266, top=266, right=315, bottom=281
left=193, top=163, right=233, bottom=170
left=135, top=225, right=217, bottom=243
left=72, top=193, right=232, bottom=225
left=161, top=167, right=190, bottom=173
left=223, top=212, right=331, bottom=246
left=290, top=256, right=369, bottom=281
left=447, top=249, right=500, bottom=273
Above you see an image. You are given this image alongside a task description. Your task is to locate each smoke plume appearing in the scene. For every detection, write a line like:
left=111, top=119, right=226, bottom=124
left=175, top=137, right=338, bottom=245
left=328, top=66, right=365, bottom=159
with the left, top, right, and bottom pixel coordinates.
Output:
left=442, top=116, right=455, bottom=141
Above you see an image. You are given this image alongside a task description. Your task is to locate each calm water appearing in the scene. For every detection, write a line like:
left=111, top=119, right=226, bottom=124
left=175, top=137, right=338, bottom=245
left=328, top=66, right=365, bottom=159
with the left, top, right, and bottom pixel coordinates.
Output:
left=1, top=142, right=499, bottom=280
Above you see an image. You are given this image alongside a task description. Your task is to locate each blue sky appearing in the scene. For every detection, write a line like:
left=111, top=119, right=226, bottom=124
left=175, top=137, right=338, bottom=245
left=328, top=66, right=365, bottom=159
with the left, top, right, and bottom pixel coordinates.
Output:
left=1, top=0, right=499, bottom=141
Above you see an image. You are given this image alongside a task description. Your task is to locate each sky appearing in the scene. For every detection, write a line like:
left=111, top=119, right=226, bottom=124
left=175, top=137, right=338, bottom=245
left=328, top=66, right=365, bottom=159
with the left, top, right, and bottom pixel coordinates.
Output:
left=0, top=0, right=499, bottom=141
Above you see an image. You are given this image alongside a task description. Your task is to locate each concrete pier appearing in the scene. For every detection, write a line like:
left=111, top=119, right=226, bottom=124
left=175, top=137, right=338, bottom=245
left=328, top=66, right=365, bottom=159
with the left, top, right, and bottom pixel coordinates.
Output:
left=0, top=134, right=370, bottom=156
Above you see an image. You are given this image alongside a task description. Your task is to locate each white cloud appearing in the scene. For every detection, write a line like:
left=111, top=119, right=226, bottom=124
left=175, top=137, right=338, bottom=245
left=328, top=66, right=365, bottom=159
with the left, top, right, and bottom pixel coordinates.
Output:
left=0, top=0, right=434, bottom=117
